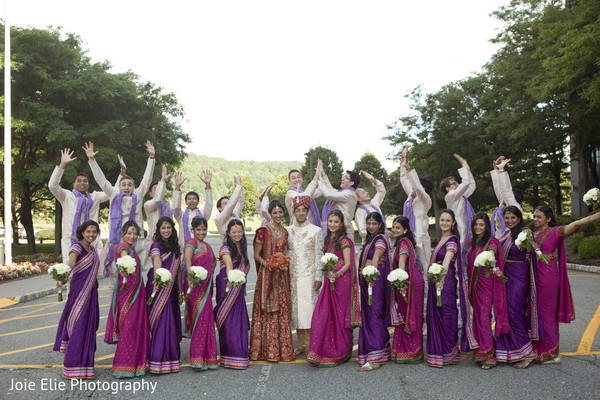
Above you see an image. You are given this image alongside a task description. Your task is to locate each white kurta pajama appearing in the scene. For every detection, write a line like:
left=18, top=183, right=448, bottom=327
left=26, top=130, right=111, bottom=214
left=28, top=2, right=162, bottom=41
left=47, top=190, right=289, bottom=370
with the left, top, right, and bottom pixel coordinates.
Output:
left=215, top=184, right=245, bottom=243
left=400, top=166, right=432, bottom=264
left=443, top=166, right=476, bottom=248
left=354, top=179, right=386, bottom=244
left=490, top=169, right=522, bottom=239
left=317, top=176, right=358, bottom=240
left=172, top=188, right=213, bottom=249
left=144, top=180, right=166, bottom=248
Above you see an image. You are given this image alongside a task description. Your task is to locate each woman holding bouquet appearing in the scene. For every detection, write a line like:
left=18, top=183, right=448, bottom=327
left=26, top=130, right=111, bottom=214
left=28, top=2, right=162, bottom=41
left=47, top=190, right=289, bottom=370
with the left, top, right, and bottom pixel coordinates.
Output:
left=357, top=212, right=392, bottom=371
left=104, top=220, right=150, bottom=378
left=183, top=217, right=218, bottom=370
left=307, top=210, right=362, bottom=367
left=215, top=219, right=251, bottom=369
left=53, top=220, right=100, bottom=379
left=146, top=217, right=182, bottom=374
left=466, top=213, right=508, bottom=369
left=426, top=209, right=471, bottom=368
left=250, top=200, right=295, bottom=362
left=496, top=206, right=542, bottom=368
left=531, top=205, right=600, bottom=364
left=390, top=216, right=424, bottom=364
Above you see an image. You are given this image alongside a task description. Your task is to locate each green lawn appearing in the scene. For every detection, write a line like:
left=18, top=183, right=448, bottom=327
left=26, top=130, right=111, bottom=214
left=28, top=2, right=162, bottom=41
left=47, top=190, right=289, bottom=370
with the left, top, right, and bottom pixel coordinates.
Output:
left=11, top=242, right=57, bottom=256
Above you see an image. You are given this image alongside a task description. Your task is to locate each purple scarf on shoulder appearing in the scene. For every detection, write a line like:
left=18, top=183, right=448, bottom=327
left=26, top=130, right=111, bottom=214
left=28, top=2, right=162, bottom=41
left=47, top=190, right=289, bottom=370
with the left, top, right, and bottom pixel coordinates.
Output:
left=321, top=187, right=355, bottom=237
left=402, top=196, right=416, bottom=233
left=104, top=192, right=137, bottom=276
left=182, top=208, right=202, bottom=243
left=289, top=186, right=321, bottom=228
left=358, top=203, right=387, bottom=230
left=160, top=201, right=173, bottom=220
left=71, top=189, right=94, bottom=245
left=462, top=195, right=475, bottom=248
left=491, top=205, right=506, bottom=238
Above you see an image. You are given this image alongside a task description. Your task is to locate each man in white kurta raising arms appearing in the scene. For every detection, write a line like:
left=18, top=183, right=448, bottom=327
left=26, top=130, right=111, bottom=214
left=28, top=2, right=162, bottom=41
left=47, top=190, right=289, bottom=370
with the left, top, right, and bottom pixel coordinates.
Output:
left=215, top=175, right=245, bottom=242
left=286, top=195, right=323, bottom=355
left=285, top=169, right=321, bottom=227
left=172, top=170, right=213, bottom=248
left=354, top=170, right=387, bottom=244
left=490, top=156, right=522, bottom=239
left=144, top=165, right=171, bottom=247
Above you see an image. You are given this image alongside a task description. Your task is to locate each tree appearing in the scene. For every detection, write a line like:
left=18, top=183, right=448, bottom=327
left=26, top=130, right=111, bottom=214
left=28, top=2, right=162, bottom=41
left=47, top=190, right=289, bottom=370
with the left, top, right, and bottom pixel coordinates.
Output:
left=0, top=25, right=190, bottom=253
left=227, top=173, right=260, bottom=221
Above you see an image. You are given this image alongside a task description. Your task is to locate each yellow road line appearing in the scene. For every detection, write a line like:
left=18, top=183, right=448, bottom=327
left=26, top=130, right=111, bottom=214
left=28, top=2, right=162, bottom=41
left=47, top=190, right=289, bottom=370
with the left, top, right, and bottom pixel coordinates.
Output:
left=576, top=303, right=600, bottom=354
left=0, top=316, right=108, bottom=338
left=0, top=332, right=106, bottom=357
left=568, top=274, right=600, bottom=278
left=94, top=353, right=115, bottom=362
left=0, top=295, right=111, bottom=312
left=0, top=298, right=19, bottom=309
left=0, top=303, right=109, bottom=322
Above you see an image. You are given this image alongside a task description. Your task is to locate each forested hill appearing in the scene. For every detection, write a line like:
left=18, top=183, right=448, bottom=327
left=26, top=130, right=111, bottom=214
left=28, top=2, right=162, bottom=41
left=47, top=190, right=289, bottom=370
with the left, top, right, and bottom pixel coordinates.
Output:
left=178, top=153, right=301, bottom=201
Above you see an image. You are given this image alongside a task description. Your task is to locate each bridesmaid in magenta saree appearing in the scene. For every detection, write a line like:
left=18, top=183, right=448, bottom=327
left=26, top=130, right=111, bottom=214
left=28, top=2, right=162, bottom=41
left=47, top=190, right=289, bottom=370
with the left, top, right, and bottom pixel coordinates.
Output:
left=465, top=213, right=508, bottom=369
left=307, top=210, right=362, bottom=367
left=390, top=216, right=424, bottom=364
left=104, top=220, right=150, bottom=378
left=532, top=206, right=599, bottom=364
left=183, top=217, right=218, bottom=370
left=146, top=217, right=183, bottom=374
left=54, top=220, right=100, bottom=379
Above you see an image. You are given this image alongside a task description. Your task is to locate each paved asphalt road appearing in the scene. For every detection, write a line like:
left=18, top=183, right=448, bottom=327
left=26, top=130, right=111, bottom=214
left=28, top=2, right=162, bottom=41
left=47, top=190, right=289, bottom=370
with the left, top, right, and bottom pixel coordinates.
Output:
left=1, top=236, right=599, bottom=399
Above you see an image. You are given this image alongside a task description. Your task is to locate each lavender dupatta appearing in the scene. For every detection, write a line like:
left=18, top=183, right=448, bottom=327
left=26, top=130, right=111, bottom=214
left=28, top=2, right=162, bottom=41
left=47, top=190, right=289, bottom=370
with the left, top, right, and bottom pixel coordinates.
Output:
left=182, top=208, right=202, bottom=243
left=359, top=204, right=387, bottom=231
left=321, top=187, right=355, bottom=237
left=160, top=201, right=173, bottom=220
left=104, top=192, right=137, bottom=276
left=491, top=205, right=506, bottom=238
left=71, top=190, right=94, bottom=245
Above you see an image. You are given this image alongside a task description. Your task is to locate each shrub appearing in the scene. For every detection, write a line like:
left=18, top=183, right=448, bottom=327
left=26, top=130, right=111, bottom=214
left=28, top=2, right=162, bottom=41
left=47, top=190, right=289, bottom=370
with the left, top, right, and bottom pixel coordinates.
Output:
left=578, top=236, right=600, bottom=259
left=36, top=230, right=54, bottom=243
left=570, top=232, right=585, bottom=254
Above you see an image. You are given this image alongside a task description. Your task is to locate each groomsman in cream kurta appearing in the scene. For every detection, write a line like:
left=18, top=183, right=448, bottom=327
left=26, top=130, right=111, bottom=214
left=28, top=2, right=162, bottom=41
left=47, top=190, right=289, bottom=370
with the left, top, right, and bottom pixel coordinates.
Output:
left=286, top=195, right=323, bottom=355
left=285, top=169, right=321, bottom=226
left=172, top=169, right=213, bottom=249
left=354, top=170, right=387, bottom=244
left=215, top=175, right=245, bottom=242
left=144, top=165, right=171, bottom=247
left=490, top=156, right=522, bottom=239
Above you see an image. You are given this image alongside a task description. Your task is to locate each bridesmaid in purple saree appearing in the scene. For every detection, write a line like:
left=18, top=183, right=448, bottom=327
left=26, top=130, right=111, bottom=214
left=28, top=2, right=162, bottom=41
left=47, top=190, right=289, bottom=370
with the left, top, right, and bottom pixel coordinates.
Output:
left=357, top=212, right=393, bottom=371
left=465, top=213, right=509, bottom=369
left=532, top=206, right=599, bottom=364
left=146, top=217, right=183, bottom=374
left=105, top=220, right=150, bottom=378
left=54, top=220, right=100, bottom=379
left=214, top=219, right=250, bottom=369
left=496, top=206, right=543, bottom=369
left=426, top=210, right=472, bottom=368
left=307, top=210, right=362, bottom=367
left=390, top=216, right=424, bottom=364
left=183, top=217, right=218, bottom=370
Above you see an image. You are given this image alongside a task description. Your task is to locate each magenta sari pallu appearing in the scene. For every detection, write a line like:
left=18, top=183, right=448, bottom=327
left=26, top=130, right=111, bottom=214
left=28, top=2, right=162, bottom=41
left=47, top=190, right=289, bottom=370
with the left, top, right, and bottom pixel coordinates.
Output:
left=214, top=244, right=250, bottom=369
left=307, top=237, right=362, bottom=367
left=495, top=229, right=544, bottom=363
left=104, top=244, right=149, bottom=378
left=146, top=242, right=182, bottom=374
left=390, top=238, right=424, bottom=364
left=182, top=238, right=218, bottom=370
left=533, top=226, right=575, bottom=362
left=357, top=234, right=395, bottom=366
left=53, top=243, right=99, bottom=379
left=466, top=238, right=509, bottom=367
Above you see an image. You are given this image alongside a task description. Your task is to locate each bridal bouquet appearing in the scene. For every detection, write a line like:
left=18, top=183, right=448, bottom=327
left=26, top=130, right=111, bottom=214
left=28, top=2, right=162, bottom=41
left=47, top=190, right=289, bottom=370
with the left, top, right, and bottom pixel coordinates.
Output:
left=184, top=266, right=208, bottom=301
left=267, top=252, right=290, bottom=287
left=427, top=263, right=447, bottom=306
left=48, top=263, right=71, bottom=302
left=116, top=255, right=136, bottom=291
left=387, top=268, right=409, bottom=303
left=321, top=253, right=339, bottom=291
left=223, top=269, right=246, bottom=298
left=147, top=267, right=172, bottom=305
left=474, top=250, right=507, bottom=282
left=361, top=265, right=380, bottom=305
left=583, top=188, right=600, bottom=208
left=515, top=229, right=550, bottom=264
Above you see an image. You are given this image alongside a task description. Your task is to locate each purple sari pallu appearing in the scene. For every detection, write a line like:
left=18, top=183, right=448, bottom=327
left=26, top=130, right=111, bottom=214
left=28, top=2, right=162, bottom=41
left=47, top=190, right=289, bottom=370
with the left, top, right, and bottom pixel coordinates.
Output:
left=53, top=243, right=99, bottom=379
left=183, top=239, right=218, bottom=370
left=391, top=238, right=424, bottom=363
left=214, top=244, right=250, bottom=369
left=358, top=234, right=393, bottom=366
left=146, top=243, right=182, bottom=374
left=104, top=244, right=149, bottom=378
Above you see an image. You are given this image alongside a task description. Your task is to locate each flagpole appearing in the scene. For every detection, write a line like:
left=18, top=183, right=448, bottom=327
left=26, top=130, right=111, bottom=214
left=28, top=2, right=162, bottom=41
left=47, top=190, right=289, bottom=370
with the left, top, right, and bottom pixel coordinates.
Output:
left=4, top=0, right=12, bottom=265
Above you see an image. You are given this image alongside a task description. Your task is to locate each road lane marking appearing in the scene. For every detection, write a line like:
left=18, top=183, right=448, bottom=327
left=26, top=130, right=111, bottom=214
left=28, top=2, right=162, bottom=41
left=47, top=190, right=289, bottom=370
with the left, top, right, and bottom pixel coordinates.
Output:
left=0, top=303, right=109, bottom=322
left=0, top=332, right=107, bottom=357
left=0, top=298, right=19, bottom=308
left=0, top=316, right=109, bottom=338
left=575, top=302, right=600, bottom=354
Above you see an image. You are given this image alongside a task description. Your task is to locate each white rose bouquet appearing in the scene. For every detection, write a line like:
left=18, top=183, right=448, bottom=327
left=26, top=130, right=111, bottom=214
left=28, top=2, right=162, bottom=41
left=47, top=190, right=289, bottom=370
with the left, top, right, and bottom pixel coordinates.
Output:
left=361, top=265, right=380, bottom=305
left=474, top=250, right=507, bottom=282
left=223, top=269, right=246, bottom=298
left=515, top=229, right=550, bottom=264
left=185, top=266, right=209, bottom=301
left=48, top=263, right=71, bottom=302
left=321, top=253, right=339, bottom=291
left=147, top=267, right=172, bottom=305
left=116, top=255, right=137, bottom=291
left=427, top=263, right=447, bottom=307
left=387, top=268, right=410, bottom=303
left=583, top=188, right=600, bottom=208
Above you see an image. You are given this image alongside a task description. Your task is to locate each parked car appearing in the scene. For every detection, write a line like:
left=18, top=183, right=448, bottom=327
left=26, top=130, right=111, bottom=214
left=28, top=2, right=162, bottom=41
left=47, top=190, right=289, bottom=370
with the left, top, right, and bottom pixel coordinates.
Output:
left=18, top=227, right=26, bottom=239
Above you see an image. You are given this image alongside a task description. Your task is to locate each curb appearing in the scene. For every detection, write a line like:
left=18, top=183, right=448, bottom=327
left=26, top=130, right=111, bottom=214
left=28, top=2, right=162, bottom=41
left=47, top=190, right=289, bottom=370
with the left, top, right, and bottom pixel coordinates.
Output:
left=567, top=263, right=600, bottom=274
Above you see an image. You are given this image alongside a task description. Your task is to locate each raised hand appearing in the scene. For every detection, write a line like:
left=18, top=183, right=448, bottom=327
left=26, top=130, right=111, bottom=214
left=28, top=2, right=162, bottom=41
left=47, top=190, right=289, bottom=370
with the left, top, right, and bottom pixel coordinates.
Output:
left=117, top=154, right=127, bottom=176
left=401, top=145, right=410, bottom=170
left=200, top=169, right=212, bottom=187
left=146, top=140, right=155, bottom=157
left=498, top=157, right=511, bottom=171
left=173, top=171, right=186, bottom=190
left=59, top=148, right=76, bottom=168
left=234, top=175, right=241, bottom=186
left=82, top=142, right=98, bottom=161
left=493, top=156, right=505, bottom=169
left=361, top=170, right=375, bottom=183
left=453, top=153, right=468, bottom=168
left=161, top=165, right=170, bottom=181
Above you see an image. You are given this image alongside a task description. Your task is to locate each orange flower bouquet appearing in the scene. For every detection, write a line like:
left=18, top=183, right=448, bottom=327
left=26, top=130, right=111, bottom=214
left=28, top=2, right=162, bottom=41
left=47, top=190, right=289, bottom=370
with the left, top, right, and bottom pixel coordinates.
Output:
left=266, top=252, right=290, bottom=287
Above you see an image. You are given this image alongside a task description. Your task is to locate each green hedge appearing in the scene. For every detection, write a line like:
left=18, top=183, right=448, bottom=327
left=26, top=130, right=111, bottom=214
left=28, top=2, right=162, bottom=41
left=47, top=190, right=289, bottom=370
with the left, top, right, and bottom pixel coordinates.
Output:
left=37, top=229, right=55, bottom=243
left=578, top=236, right=600, bottom=259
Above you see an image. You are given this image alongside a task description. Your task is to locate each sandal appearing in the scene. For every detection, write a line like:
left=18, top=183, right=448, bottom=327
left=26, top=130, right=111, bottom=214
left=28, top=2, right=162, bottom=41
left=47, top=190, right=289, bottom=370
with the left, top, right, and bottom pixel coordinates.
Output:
left=357, top=362, right=380, bottom=372
left=513, top=359, right=533, bottom=369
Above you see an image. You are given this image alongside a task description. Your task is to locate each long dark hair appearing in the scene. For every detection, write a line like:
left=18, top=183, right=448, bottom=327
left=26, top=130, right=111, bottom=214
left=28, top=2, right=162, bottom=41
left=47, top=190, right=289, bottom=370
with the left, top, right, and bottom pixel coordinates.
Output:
left=323, top=209, right=347, bottom=253
left=469, top=212, right=492, bottom=251
left=191, top=216, right=208, bottom=230
left=268, top=199, right=285, bottom=216
left=364, top=212, right=386, bottom=245
left=439, top=209, right=460, bottom=238
left=121, top=220, right=140, bottom=237
left=503, top=205, right=526, bottom=241
left=534, top=205, right=557, bottom=227
left=393, top=216, right=416, bottom=248
left=225, top=219, right=249, bottom=264
left=152, top=217, right=181, bottom=258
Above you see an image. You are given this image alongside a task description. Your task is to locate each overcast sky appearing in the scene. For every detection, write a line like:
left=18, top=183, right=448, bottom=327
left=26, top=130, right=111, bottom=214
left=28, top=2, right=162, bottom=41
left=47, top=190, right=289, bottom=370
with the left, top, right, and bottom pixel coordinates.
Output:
left=6, top=0, right=508, bottom=172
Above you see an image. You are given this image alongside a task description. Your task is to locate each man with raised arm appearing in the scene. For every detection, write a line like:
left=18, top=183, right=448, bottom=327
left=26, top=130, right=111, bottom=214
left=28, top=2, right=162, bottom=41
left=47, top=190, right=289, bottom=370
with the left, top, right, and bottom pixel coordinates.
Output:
left=439, top=153, right=476, bottom=249
left=316, top=159, right=360, bottom=239
left=85, top=141, right=155, bottom=284
left=215, top=175, right=245, bottom=242
left=490, top=156, right=523, bottom=239
left=354, top=170, right=387, bottom=244
left=144, top=165, right=171, bottom=246
left=48, top=148, right=121, bottom=263
left=172, top=169, right=213, bottom=248
left=285, top=169, right=321, bottom=226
